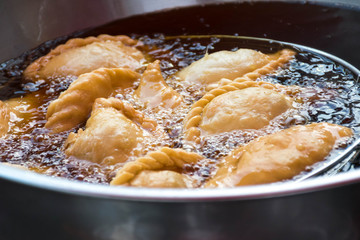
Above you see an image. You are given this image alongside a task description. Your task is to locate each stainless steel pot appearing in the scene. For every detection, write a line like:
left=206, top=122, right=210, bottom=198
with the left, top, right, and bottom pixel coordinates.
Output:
left=1, top=1, right=360, bottom=240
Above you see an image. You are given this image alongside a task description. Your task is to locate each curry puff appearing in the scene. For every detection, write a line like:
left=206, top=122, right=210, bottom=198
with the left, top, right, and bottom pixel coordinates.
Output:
left=111, top=147, right=204, bottom=188
left=64, top=98, right=166, bottom=165
left=184, top=79, right=299, bottom=143
left=176, top=48, right=295, bottom=91
left=205, top=123, right=353, bottom=188
left=23, top=34, right=145, bottom=81
left=45, top=67, right=140, bottom=133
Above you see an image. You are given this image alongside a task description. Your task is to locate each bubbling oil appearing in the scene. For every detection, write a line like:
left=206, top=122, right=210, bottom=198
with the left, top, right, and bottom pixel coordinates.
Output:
left=0, top=34, right=358, bottom=184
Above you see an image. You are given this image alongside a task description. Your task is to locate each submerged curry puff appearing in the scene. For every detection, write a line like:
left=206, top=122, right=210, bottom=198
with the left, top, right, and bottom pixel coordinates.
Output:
left=205, top=123, right=353, bottom=188
left=184, top=79, right=299, bottom=143
left=45, top=67, right=140, bottom=133
left=111, top=147, right=205, bottom=187
left=176, top=48, right=295, bottom=91
left=24, top=34, right=145, bottom=81
left=64, top=98, right=166, bottom=165
left=128, top=170, right=194, bottom=188
left=200, top=87, right=293, bottom=134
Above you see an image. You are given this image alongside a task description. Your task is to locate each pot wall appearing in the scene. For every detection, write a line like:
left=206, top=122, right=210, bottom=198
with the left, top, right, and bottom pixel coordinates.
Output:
left=1, top=0, right=360, bottom=62
left=1, top=176, right=360, bottom=240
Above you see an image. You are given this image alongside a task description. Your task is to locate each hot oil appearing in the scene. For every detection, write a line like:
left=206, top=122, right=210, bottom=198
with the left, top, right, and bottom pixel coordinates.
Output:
left=0, top=2, right=359, bottom=184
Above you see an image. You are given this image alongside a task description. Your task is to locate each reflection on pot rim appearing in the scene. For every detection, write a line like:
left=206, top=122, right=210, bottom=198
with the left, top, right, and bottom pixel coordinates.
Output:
left=2, top=160, right=360, bottom=202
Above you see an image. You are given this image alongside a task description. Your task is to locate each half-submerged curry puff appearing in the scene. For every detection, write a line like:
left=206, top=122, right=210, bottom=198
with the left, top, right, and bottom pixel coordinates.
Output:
left=184, top=79, right=299, bottom=143
left=200, top=87, right=293, bottom=134
left=64, top=97, right=166, bottom=165
left=176, top=48, right=295, bottom=91
left=110, top=147, right=205, bottom=188
left=23, top=34, right=145, bottom=81
left=45, top=67, right=140, bottom=133
left=205, top=122, right=353, bottom=188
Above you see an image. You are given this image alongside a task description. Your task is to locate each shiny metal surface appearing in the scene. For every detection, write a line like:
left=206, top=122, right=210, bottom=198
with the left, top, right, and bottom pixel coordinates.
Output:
left=1, top=0, right=360, bottom=239
left=2, top=166, right=360, bottom=240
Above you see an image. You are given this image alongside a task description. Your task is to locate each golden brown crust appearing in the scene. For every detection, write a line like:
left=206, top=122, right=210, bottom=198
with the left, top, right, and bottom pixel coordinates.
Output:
left=199, top=87, right=293, bottom=134
left=45, top=67, right=140, bottom=133
left=110, top=147, right=204, bottom=185
left=64, top=97, right=164, bottom=165
left=129, top=170, right=194, bottom=188
left=219, top=49, right=296, bottom=87
left=183, top=79, right=299, bottom=143
left=23, top=34, right=141, bottom=81
left=232, top=49, right=295, bottom=84
left=92, top=97, right=158, bottom=132
left=204, top=122, right=353, bottom=188
left=176, top=48, right=295, bottom=92
left=209, top=49, right=295, bottom=91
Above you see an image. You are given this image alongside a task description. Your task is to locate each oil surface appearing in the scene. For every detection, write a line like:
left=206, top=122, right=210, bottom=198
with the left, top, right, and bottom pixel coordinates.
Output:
left=0, top=2, right=359, bottom=184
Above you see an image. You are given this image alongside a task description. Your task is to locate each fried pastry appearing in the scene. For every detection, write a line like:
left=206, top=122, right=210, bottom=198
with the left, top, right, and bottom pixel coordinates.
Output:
left=111, top=147, right=204, bottom=187
left=134, top=60, right=183, bottom=109
left=128, top=170, right=194, bottom=188
left=184, top=79, right=298, bottom=143
left=24, top=35, right=145, bottom=81
left=205, top=123, right=353, bottom=187
left=200, top=87, right=293, bottom=134
left=176, top=48, right=295, bottom=91
left=45, top=67, right=140, bottom=133
left=64, top=98, right=164, bottom=165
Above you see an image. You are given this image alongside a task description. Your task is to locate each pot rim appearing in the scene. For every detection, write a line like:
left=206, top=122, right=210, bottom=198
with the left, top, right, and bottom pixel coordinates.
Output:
left=1, top=163, right=360, bottom=202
